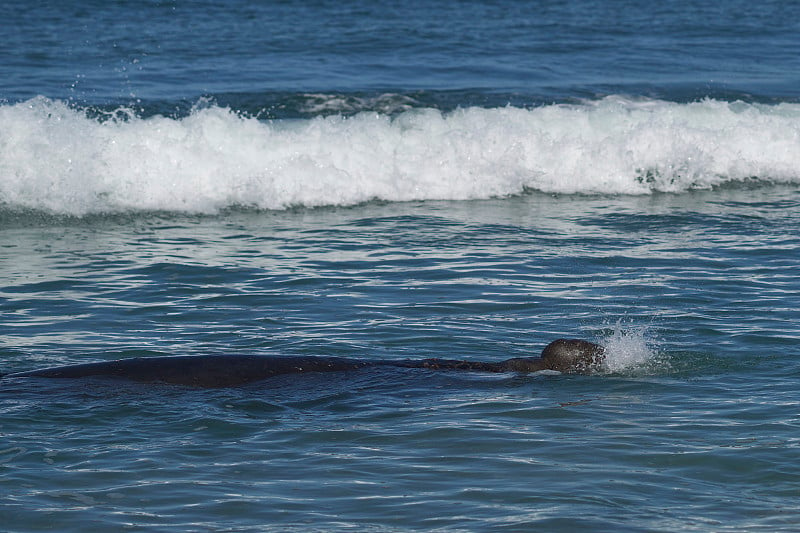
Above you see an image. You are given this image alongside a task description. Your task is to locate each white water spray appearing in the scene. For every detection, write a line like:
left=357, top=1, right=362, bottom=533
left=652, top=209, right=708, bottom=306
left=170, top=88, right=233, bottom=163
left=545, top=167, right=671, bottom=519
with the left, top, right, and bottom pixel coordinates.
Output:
left=598, top=322, right=667, bottom=374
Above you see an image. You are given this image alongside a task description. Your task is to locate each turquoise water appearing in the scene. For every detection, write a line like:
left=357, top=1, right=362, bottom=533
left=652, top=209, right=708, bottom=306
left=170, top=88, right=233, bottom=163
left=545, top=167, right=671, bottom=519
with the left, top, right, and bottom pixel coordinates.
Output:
left=2, top=1, right=800, bottom=531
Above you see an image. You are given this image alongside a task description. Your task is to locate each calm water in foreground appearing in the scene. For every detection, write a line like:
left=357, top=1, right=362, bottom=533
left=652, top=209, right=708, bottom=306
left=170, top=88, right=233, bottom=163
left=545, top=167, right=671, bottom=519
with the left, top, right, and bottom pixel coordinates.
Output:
left=3, top=189, right=800, bottom=531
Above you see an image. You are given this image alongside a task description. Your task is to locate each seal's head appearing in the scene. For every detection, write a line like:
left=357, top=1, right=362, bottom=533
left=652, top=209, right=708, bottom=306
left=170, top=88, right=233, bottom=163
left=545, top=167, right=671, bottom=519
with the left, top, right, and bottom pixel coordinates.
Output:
left=540, top=338, right=605, bottom=373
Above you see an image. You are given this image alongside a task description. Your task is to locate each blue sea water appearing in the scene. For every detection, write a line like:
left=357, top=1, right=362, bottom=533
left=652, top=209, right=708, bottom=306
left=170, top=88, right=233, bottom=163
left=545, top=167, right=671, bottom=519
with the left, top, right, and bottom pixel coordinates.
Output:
left=1, top=1, right=800, bottom=531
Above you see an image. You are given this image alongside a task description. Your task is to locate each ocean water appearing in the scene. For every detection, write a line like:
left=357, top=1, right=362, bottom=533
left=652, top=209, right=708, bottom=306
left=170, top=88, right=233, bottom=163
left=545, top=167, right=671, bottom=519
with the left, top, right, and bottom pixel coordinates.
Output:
left=1, top=1, right=800, bottom=531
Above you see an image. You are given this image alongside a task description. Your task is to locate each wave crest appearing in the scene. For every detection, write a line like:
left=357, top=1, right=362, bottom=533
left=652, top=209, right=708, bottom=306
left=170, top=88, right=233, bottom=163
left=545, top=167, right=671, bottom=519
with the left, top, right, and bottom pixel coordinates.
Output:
left=1, top=96, right=798, bottom=215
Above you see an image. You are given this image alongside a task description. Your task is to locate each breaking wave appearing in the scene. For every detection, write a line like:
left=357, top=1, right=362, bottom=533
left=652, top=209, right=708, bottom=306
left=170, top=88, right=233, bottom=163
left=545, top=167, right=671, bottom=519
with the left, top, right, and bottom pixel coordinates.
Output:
left=1, top=96, right=798, bottom=215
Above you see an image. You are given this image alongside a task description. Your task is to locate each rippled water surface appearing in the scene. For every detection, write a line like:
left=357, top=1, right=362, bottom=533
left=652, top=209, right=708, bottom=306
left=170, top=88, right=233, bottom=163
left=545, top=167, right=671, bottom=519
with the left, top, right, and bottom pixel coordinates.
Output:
left=3, top=189, right=800, bottom=531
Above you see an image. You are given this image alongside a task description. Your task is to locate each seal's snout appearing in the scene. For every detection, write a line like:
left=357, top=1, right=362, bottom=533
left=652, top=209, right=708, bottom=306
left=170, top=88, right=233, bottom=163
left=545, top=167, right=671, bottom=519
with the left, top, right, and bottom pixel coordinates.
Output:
left=540, top=338, right=605, bottom=373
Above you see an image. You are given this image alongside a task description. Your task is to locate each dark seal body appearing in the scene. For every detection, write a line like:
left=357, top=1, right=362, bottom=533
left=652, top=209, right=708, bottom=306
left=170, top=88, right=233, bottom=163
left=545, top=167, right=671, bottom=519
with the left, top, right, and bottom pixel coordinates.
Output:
left=1, top=339, right=605, bottom=388
left=4, top=355, right=370, bottom=388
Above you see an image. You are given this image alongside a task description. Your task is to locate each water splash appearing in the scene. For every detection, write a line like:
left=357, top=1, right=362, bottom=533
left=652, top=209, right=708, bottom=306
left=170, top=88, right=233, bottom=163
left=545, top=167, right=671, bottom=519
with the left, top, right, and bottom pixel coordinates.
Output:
left=598, top=321, right=669, bottom=374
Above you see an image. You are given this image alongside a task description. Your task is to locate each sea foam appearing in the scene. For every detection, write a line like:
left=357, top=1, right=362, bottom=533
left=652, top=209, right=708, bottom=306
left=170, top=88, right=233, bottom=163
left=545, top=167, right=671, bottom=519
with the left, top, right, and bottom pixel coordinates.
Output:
left=1, top=96, right=798, bottom=215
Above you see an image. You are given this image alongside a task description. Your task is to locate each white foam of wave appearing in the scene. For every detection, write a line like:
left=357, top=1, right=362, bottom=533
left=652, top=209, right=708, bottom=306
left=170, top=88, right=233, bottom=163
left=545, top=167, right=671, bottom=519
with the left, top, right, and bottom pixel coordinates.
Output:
left=1, top=96, right=798, bottom=215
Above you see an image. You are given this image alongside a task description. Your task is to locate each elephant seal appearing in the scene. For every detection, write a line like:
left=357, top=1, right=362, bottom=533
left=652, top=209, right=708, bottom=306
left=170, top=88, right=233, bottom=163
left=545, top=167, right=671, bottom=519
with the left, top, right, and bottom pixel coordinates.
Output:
left=0, top=339, right=605, bottom=388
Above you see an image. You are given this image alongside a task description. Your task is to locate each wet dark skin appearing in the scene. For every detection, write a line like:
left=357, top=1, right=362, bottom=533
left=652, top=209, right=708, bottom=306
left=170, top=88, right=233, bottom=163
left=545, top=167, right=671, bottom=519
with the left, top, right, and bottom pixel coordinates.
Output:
left=0, top=339, right=605, bottom=388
